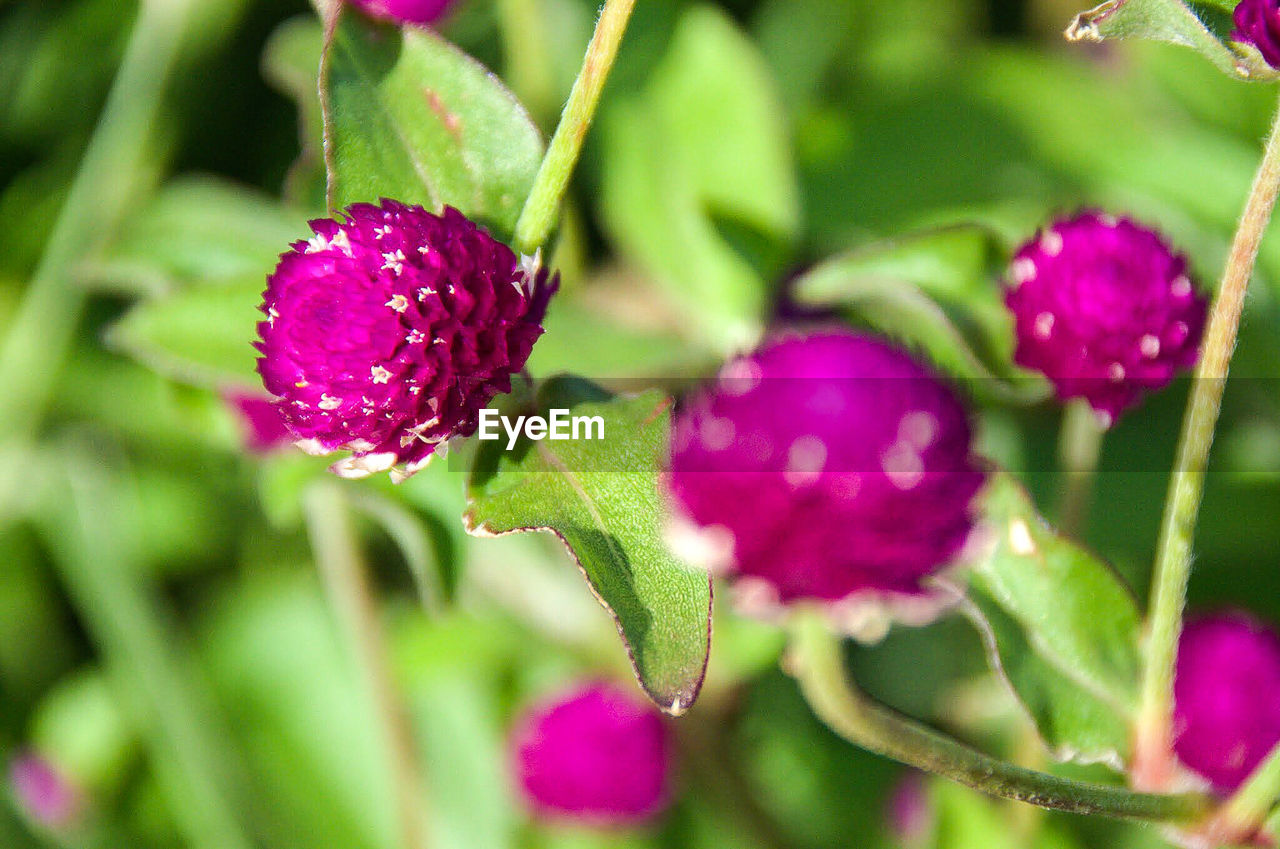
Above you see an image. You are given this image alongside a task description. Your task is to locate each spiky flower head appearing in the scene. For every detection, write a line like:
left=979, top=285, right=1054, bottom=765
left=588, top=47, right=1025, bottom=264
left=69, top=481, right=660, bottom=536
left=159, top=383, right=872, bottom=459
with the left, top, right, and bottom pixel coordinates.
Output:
left=666, top=331, right=985, bottom=637
left=256, top=201, right=555, bottom=481
left=511, top=682, right=673, bottom=825
left=1232, top=0, right=1280, bottom=69
left=1174, top=612, right=1280, bottom=792
left=348, top=0, right=457, bottom=26
left=1005, top=211, right=1206, bottom=424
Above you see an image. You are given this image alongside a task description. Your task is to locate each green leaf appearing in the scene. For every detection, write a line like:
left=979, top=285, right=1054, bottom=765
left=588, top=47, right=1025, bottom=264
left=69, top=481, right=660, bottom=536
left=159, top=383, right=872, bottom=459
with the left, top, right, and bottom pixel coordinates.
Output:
left=791, top=225, right=1048, bottom=404
left=321, top=9, right=544, bottom=239
left=83, top=176, right=302, bottom=294
left=464, top=376, right=712, bottom=713
left=527, top=289, right=711, bottom=378
left=200, top=573, right=402, bottom=849
left=106, top=275, right=262, bottom=389
left=30, top=669, right=136, bottom=794
left=957, top=474, right=1143, bottom=769
left=600, top=5, right=799, bottom=350
left=1065, top=0, right=1276, bottom=80
left=263, top=15, right=327, bottom=211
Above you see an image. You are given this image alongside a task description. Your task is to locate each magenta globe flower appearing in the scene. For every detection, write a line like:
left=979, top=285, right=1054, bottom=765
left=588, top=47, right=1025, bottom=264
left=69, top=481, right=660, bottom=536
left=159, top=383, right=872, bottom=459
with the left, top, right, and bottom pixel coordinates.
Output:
left=886, top=772, right=935, bottom=849
left=1233, top=0, right=1280, bottom=68
left=667, top=331, right=985, bottom=635
left=1173, top=612, right=1280, bottom=792
left=256, top=201, right=555, bottom=481
left=511, top=682, right=673, bottom=826
left=348, top=0, right=457, bottom=26
left=1005, top=212, right=1206, bottom=425
left=9, top=753, right=80, bottom=829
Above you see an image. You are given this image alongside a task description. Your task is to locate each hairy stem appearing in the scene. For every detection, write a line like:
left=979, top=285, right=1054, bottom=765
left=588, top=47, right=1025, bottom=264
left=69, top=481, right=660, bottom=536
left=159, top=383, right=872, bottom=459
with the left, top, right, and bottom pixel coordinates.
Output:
left=1057, top=398, right=1105, bottom=537
left=1134, top=90, right=1280, bottom=791
left=787, top=611, right=1211, bottom=823
left=305, top=482, right=429, bottom=849
left=0, top=0, right=193, bottom=446
left=513, top=0, right=636, bottom=253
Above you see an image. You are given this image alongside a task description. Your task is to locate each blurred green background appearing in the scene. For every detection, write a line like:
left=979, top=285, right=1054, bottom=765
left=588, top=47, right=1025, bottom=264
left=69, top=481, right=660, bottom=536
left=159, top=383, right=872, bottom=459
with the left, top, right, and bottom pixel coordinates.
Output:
left=3, top=0, right=1280, bottom=847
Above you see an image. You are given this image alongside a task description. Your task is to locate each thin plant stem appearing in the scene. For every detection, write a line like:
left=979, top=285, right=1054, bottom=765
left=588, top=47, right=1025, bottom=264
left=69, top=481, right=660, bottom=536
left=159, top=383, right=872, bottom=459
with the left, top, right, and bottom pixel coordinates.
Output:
left=346, top=490, right=445, bottom=616
left=47, top=449, right=252, bottom=849
left=0, top=0, right=193, bottom=447
left=1057, top=398, right=1105, bottom=537
left=304, top=482, right=429, bottom=849
left=1134, top=90, right=1280, bottom=791
left=1199, top=742, right=1280, bottom=844
left=512, top=0, right=636, bottom=254
left=787, top=611, right=1212, bottom=823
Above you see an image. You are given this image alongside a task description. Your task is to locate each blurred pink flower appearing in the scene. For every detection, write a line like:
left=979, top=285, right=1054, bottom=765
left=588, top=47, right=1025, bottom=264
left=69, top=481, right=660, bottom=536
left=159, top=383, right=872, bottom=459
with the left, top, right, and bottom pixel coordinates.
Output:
left=511, top=682, right=673, bottom=826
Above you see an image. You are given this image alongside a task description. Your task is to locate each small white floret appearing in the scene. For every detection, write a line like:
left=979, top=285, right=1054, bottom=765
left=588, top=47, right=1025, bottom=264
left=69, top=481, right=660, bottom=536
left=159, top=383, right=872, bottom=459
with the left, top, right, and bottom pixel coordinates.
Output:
left=1009, top=518, right=1036, bottom=555
left=1040, top=230, right=1064, bottom=256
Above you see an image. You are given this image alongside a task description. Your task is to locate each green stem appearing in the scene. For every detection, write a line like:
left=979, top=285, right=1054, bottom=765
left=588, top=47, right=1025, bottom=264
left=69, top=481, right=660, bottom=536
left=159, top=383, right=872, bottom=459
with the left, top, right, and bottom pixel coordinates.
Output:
left=47, top=449, right=252, bottom=849
left=0, top=0, right=193, bottom=446
left=304, top=482, right=429, bottom=849
left=347, top=490, right=445, bottom=616
left=1057, top=398, right=1105, bottom=538
left=787, top=611, right=1211, bottom=822
left=512, top=0, right=636, bottom=254
left=1203, top=742, right=1280, bottom=844
left=1134, top=90, right=1280, bottom=791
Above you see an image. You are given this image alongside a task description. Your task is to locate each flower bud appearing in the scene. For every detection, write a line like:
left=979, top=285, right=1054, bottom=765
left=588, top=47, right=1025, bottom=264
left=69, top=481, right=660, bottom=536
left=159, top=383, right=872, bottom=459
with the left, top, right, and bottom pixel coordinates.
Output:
left=1173, top=612, right=1280, bottom=792
left=510, top=682, right=673, bottom=825
left=348, top=0, right=457, bottom=27
left=256, top=201, right=555, bottom=481
left=667, top=331, right=985, bottom=636
left=1004, top=211, right=1206, bottom=425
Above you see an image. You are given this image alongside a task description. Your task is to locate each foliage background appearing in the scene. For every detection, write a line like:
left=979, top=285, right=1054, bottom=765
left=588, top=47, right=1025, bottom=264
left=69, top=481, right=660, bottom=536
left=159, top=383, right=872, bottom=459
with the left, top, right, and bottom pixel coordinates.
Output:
left=2, top=0, right=1280, bottom=846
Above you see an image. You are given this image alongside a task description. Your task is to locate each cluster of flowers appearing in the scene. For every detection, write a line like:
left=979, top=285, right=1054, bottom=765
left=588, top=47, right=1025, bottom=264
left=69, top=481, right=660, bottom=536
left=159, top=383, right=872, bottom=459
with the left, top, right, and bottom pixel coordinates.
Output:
left=245, top=0, right=1278, bottom=799
left=11, top=0, right=1276, bottom=836
left=245, top=190, right=1279, bottom=816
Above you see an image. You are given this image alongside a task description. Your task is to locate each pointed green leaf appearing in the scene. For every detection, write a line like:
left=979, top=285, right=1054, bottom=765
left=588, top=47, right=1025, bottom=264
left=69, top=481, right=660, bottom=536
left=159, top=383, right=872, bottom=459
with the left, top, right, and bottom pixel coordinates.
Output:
left=958, top=474, right=1143, bottom=769
left=600, top=5, right=799, bottom=350
left=106, top=275, right=262, bottom=389
left=263, top=15, right=327, bottom=211
left=83, top=176, right=302, bottom=294
left=464, top=376, right=712, bottom=713
left=792, top=225, right=1047, bottom=404
left=1065, top=0, right=1276, bottom=80
left=321, top=9, right=543, bottom=238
